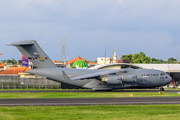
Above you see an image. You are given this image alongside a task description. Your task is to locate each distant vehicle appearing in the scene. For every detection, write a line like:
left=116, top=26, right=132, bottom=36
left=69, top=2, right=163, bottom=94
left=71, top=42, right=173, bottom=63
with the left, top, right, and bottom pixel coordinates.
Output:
left=10, top=40, right=172, bottom=91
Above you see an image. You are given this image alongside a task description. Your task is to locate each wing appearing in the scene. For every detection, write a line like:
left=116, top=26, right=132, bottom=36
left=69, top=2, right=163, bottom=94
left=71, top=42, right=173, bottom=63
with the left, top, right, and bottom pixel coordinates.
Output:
left=62, top=68, right=130, bottom=81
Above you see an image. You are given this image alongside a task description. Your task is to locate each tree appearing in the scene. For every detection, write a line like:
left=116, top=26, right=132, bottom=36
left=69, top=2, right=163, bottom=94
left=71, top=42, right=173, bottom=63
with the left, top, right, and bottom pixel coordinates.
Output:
left=6, top=58, right=17, bottom=65
left=167, top=57, right=176, bottom=63
left=137, top=52, right=146, bottom=63
left=121, top=54, right=132, bottom=62
left=144, top=56, right=151, bottom=63
left=120, top=52, right=177, bottom=64
left=131, top=53, right=140, bottom=63
left=159, top=59, right=164, bottom=63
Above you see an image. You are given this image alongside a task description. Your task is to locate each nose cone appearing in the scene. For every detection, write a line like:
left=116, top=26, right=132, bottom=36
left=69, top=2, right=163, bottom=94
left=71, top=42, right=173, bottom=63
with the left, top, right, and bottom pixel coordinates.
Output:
left=166, top=75, right=172, bottom=84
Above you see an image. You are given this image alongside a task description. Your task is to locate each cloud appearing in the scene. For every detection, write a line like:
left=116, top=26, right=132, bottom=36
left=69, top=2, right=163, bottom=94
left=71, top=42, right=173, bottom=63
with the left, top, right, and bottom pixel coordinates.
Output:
left=0, top=0, right=180, bottom=61
left=66, top=29, right=175, bottom=60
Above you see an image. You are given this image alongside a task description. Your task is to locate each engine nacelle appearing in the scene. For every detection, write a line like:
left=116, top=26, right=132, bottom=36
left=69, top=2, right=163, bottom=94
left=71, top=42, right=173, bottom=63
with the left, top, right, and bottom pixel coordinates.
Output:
left=102, top=75, right=122, bottom=84
left=122, top=74, right=137, bottom=82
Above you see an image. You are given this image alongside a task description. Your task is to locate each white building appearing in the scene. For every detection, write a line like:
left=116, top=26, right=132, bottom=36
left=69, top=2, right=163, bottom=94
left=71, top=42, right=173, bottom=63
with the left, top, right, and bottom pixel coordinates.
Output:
left=112, top=48, right=117, bottom=63
left=97, top=57, right=110, bottom=64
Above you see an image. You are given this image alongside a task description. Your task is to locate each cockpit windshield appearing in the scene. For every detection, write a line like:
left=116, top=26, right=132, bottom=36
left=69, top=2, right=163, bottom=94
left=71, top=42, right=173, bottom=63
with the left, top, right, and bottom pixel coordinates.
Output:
left=160, top=72, right=165, bottom=76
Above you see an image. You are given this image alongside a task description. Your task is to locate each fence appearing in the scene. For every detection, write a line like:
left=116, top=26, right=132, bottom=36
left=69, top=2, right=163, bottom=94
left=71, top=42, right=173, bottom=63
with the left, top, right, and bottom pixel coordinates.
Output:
left=0, top=75, right=61, bottom=89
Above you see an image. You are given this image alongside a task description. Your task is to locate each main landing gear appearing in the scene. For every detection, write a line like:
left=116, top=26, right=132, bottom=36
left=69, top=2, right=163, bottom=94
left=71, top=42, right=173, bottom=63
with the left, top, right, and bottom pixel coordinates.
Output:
left=160, top=87, right=164, bottom=91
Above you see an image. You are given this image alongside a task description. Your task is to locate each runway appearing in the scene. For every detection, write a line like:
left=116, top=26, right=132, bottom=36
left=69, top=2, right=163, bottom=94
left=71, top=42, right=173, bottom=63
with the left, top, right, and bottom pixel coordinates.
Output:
left=0, top=97, right=180, bottom=106
left=0, top=90, right=179, bottom=93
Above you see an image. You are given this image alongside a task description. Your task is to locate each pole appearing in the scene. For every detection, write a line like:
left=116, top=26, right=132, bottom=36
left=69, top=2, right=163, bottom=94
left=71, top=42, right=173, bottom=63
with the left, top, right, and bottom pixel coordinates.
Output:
left=177, top=54, right=178, bottom=64
left=105, top=50, right=106, bottom=64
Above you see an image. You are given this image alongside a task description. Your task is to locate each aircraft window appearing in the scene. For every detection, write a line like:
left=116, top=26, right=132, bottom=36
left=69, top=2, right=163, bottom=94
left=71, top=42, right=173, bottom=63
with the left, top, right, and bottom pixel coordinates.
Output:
left=131, top=66, right=142, bottom=69
left=121, top=65, right=142, bottom=69
left=120, top=65, right=131, bottom=68
left=160, top=73, right=165, bottom=76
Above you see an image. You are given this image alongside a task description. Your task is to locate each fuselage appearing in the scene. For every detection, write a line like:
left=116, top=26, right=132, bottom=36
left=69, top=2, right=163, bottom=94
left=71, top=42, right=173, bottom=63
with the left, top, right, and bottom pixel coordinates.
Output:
left=27, top=68, right=172, bottom=90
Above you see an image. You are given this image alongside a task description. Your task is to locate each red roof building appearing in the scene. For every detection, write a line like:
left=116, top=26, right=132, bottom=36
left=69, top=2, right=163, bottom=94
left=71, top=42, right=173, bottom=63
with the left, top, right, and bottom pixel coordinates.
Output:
left=0, top=63, right=5, bottom=68
left=0, top=63, right=5, bottom=71
left=0, top=67, right=31, bottom=75
left=117, top=60, right=130, bottom=63
left=67, top=56, right=89, bottom=64
left=52, top=60, right=58, bottom=63
left=66, top=56, right=97, bottom=68
left=88, top=62, right=97, bottom=65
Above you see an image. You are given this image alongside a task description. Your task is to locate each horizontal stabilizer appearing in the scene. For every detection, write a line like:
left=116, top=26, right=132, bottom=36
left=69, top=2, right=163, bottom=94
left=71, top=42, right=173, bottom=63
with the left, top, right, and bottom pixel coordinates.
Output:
left=34, top=75, right=47, bottom=79
left=10, top=40, right=35, bottom=46
left=11, top=43, right=33, bottom=46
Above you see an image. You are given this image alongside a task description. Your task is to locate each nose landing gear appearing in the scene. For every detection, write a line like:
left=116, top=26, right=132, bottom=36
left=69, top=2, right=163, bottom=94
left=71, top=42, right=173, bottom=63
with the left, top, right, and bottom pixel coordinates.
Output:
left=160, top=87, right=164, bottom=91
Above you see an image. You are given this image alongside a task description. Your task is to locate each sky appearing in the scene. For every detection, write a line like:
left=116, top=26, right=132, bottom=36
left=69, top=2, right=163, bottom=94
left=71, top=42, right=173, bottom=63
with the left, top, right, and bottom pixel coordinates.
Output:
left=0, top=0, right=180, bottom=61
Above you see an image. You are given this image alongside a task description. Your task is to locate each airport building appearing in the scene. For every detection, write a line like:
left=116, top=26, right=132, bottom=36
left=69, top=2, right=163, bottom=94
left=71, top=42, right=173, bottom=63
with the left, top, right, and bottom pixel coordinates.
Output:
left=97, top=57, right=110, bottom=64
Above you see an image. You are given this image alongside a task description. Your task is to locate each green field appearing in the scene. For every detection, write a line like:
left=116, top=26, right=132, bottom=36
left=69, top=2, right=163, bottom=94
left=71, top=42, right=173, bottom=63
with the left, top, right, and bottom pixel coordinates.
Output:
left=0, top=105, right=180, bottom=120
left=0, top=91, right=180, bottom=98
left=0, top=90, right=180, bottom=120
left=0, top=88, right=179, bottom=91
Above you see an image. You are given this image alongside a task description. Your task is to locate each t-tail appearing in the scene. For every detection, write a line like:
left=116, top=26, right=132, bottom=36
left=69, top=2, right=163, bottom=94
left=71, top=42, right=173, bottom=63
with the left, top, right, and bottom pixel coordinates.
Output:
left=10, top=40, right=57, bottom=68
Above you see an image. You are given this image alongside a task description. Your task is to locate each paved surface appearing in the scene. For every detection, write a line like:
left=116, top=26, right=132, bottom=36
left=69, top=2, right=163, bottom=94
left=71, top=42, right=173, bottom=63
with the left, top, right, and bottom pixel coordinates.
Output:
left=0, top=97, right=180, bottom=106
left=0, top=90, right=179, bottom=93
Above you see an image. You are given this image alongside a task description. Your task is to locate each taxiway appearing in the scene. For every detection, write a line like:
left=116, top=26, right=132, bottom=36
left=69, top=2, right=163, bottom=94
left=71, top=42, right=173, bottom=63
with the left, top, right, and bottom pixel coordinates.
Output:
left=0, top=97, right=180, bottom=106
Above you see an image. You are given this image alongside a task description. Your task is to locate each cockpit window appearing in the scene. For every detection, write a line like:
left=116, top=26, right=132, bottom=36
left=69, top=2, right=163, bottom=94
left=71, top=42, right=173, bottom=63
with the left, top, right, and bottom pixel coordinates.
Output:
left=160, top=72, right=165, bottom=76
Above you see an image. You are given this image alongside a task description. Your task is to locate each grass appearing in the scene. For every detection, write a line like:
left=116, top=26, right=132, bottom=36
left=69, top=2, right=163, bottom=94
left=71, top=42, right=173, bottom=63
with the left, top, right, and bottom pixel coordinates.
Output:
left=0, top=92, right=180, bottom=98
left=0, top=88, right=179, bottom=91
left=0, top=89, right=63, bottom=91
left=0, top=105, right=180, bottom=120
left=0, top=90, right=179, bottom=120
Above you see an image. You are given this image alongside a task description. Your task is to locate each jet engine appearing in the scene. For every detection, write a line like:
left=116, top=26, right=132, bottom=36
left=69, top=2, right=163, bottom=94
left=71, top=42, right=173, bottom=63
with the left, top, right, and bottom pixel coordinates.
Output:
left=102, top=75, right=122, bottom=84
left=121, top=74, right=137, bottom=82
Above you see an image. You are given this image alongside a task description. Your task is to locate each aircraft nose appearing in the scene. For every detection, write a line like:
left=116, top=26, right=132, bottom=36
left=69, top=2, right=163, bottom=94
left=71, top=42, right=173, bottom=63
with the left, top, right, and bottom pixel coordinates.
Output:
left=166, top=75, right=172, bottom=84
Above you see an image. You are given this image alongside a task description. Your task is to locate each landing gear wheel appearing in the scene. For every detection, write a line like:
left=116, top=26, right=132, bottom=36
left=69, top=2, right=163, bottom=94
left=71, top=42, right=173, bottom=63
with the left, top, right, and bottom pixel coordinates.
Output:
left=160, top=88, right=164, bottom=91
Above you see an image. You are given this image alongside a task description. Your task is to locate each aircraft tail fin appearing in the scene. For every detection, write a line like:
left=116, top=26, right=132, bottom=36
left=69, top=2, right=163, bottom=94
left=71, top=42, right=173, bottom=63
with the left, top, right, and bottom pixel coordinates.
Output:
left=11, top=40, right=57, bottom=68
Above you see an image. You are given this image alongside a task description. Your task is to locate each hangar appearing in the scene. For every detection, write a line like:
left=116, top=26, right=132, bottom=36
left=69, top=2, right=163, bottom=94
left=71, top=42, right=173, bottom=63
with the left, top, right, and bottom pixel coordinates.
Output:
left=90, top=63, right=180, bottom=87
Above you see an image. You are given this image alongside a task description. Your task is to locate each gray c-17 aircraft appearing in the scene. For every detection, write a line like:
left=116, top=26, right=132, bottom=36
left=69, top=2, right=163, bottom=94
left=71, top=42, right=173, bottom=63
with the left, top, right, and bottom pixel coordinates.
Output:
left=10, top=40, right=172, bottom=91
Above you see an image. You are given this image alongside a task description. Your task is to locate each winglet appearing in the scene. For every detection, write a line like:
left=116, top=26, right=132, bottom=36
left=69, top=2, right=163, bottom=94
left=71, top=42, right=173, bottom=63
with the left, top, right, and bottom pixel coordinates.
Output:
left=62, top=71, right=70, bottom=80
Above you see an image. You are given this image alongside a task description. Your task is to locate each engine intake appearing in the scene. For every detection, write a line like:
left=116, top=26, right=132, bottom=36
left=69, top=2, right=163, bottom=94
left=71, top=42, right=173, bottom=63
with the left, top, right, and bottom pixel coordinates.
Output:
left=102, top=75, right=122, bottom=84
left=122, top=74, right=137, bottom=82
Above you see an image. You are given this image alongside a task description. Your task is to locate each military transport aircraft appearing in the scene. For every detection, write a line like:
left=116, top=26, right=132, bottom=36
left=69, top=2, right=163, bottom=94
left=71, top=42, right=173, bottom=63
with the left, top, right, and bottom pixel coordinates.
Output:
left=10, top=40, right=172, bottom=91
